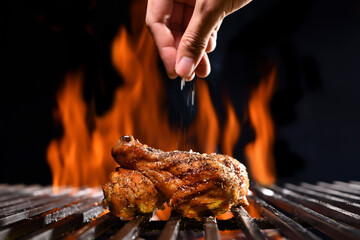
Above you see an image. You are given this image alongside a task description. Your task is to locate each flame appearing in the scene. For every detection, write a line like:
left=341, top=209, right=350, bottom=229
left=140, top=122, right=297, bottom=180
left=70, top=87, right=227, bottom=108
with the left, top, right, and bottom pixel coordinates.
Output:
left=245, top=67, right=277, bottom=186
left=46, top=0, right=276, bottom=203
left=189, top=79, right=219, bottom=153
left=46, top=6, right=229, bottom=190
left=222, top=98, right=241, bottom=156
left=47, top=71, right=108, bottom=190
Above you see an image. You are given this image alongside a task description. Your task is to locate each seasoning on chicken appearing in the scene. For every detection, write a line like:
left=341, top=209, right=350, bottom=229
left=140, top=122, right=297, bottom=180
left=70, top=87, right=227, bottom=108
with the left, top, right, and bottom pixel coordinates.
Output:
left=105, top=135, right=249, bottom=219
left=102, top=168, right=165, bottom=218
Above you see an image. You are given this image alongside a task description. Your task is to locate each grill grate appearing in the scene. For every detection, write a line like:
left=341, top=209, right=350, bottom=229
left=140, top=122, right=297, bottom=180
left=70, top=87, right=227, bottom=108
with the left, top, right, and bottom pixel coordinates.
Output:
left=0, top=181, right=359, bottom=239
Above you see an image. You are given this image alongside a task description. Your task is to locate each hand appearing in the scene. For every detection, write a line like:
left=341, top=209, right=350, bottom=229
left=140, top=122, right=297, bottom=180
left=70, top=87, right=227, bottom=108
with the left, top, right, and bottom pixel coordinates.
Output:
left=146, top=0, right=252, bottom=80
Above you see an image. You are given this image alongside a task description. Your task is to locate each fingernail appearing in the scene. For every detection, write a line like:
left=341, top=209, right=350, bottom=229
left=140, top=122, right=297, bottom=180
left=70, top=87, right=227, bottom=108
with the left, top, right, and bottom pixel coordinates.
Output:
left=187, top=72, right=195, bottom=81
left=176, top=57, right=194, bottom=78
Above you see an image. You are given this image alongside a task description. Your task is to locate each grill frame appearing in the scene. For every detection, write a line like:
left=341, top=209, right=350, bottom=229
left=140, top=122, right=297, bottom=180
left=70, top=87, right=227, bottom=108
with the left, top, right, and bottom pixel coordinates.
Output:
left=0, top=181, right=360, bottom=240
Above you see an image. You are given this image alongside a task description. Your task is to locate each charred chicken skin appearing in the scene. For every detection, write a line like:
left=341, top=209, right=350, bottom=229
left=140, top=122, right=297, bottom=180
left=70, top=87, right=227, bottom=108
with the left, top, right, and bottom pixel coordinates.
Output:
left=103, top=168, right=165, bottom=218
left=103, top=135, right=249, bottom=219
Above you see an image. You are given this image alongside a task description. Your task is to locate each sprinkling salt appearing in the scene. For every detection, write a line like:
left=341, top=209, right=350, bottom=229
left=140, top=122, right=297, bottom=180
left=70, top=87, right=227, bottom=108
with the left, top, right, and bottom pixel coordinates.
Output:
left=181, top=78, right=185, bottom=90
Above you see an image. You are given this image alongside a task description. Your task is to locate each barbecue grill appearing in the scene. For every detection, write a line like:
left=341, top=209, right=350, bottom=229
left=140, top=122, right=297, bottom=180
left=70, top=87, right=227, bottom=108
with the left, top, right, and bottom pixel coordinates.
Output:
left=0, top=181, right=359, bottom=240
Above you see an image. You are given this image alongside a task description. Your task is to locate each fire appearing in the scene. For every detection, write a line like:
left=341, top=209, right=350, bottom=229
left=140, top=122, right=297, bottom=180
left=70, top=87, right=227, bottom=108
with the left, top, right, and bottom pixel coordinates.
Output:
left=46, top=4, right=226, bottom=190
left=47, top=71, right=108, bottom=189
left=46, top=0, right=276, bottom=199
left=245, top=67, right=277, bottom=186
left=222, top=98, right=241, bottom=156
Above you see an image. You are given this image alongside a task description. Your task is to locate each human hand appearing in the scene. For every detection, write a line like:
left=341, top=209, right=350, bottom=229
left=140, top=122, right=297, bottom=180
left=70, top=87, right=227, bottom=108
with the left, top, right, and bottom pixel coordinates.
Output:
left=146, top=0, right=252, bottom=80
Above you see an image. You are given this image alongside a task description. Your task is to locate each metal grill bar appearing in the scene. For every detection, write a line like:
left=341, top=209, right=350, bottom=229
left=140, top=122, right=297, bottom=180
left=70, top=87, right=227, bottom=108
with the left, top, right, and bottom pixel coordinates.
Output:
left=0, top=194, right=66, bottom=216
left=300, top=183, right=360, bottom=203
left=63, top=212, right=116, bottom=240
left=350, top=181, right=360, bottom=186
left=0, top=185, right=45, bottom=201
left=0, top=184, right=28, bottom=196
left=111, top=213, right=152, bottom=240
left=270, top=185, right=360, bottom=229
left=231, top=206, right=265, bottom=240
left=0, top=196, right=102, bottom=239
left=157, top=213, right=180, bottom=240
left=285, top=183, right=360, bottom=213
left=0, top=196, right=75, bottom=227
left=203, top=216, right=221, bottom=240
left=23, top=203, right=106, bottom=240
left=0, top=181, right=359, bottom=239
left=0, top=192, right=52, bottom=209
left=0, top=189, right=95, bottom=227
left=252, top=184, right=360, bottom=240
left=249, top=195, right=321, bottom=240
left=334, top=181, right=360, bottom=191
left=317, top=182, right=360, bottom=196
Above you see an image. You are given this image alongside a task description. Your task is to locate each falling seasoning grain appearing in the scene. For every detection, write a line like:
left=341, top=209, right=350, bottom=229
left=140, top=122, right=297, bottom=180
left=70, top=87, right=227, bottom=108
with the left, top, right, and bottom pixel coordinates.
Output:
left=181, top=78, right=185, bottom=91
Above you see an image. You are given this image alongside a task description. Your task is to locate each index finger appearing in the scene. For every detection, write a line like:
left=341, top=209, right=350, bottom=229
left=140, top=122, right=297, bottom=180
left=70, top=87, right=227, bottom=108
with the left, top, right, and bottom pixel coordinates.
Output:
left=146, top=0, right=178, bottom=78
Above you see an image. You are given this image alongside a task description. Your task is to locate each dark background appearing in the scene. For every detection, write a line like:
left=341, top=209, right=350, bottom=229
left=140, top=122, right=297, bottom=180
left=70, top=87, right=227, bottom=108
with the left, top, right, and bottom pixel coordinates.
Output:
left=1, top=0, right=360, bottom=185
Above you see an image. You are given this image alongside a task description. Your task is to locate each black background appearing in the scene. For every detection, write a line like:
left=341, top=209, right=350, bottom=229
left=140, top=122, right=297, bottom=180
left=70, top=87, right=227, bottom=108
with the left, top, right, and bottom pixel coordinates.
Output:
left=1, top=0, right=360, bottom=185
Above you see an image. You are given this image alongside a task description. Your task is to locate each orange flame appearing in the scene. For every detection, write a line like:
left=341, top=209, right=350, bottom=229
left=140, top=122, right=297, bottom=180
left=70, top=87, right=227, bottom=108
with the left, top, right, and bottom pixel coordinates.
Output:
left=46, top=0, right=276, bottom=197
left=222, top=98, right=241, bottom=156
left=46, top=16, right=232, bottom=190
left=47, top=71, right=108, bottom=189
left=245, top=67, right=277, bottom=186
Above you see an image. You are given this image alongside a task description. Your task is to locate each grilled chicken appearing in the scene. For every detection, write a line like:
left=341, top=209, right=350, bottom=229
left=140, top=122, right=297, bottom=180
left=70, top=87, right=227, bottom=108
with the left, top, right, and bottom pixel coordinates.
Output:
left=102, top=168, right=165, bottom=218
left=105, top=135, right=249, bottom=219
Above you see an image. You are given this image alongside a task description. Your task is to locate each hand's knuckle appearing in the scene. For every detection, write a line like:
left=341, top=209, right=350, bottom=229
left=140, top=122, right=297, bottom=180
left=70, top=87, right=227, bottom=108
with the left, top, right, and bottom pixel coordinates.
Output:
left=198, top=0, right=220, bottom=15
left=145, top=16, right=152, bottom=27
left=182, top=33, right=207, bottom=54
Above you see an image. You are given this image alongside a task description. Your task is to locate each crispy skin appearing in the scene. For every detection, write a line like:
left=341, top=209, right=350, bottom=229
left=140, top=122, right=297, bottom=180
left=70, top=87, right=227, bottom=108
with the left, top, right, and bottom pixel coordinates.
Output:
left=102, top=168, right=165, bottom=218
left=109, top=135, right=249, bottom=219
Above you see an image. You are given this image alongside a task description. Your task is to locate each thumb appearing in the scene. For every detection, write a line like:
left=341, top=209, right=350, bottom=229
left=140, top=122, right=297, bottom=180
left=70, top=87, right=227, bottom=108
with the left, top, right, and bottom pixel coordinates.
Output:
left=175, top=2, right=222, bottom=78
